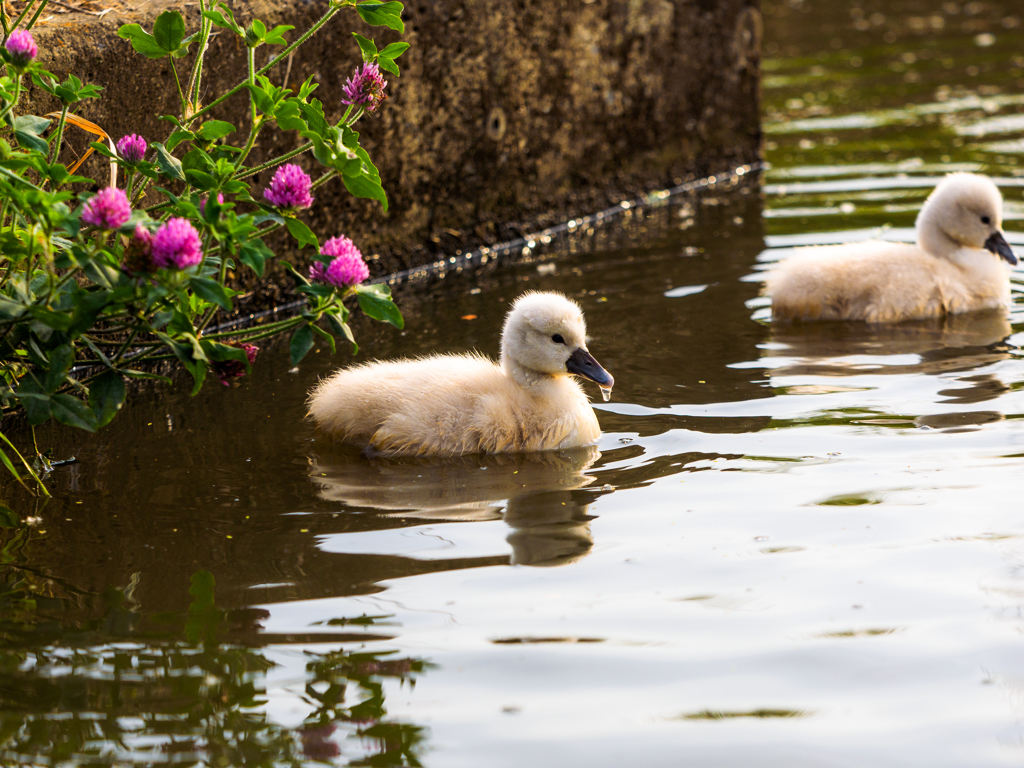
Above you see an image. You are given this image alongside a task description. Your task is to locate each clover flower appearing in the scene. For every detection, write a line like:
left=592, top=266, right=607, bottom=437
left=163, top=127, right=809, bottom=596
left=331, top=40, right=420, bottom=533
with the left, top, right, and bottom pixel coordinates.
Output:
left=263, top=164, right=314, bottom=209
left=341, top=62, right=388, bottom=112
left=122, top=225, right=156, bottom=275
left=5, top=30, right=37, bottom=68
left=116, top=134, right=147, bottom=164
left=152, top=217, right=203, bottom=270
left=81, top=187, right=132, bottom=230
left=310, top=235, right=369, bottom=288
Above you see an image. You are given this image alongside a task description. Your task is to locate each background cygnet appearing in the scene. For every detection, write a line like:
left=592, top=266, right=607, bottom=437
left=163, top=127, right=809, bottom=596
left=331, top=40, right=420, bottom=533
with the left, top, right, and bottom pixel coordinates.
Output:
left=764, top=172, right=1018, bottom=323
left=307, top=291, right=614, bottom=457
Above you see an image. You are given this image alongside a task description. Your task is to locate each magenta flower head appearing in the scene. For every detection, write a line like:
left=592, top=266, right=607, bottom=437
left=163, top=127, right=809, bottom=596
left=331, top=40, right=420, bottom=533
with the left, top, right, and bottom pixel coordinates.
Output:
left=81, top=187, right=131, bottom=230
left=341, top=62, right=388, bottom=112
left=5, top=30, right=37, bottom=68
left=116, top=134, right=147, bottom=164
left=263, top=164, right=314, bottom=209
left=310, top=235, right=369, bottom=288
left=152, top=217, right=203, bottom=270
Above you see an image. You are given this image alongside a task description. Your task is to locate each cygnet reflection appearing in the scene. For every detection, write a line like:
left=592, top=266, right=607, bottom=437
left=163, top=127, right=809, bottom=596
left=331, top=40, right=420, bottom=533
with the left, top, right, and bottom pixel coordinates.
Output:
left=764, top=309, right=1012, bottom=378
left=309, top=445, right=602, bottom=566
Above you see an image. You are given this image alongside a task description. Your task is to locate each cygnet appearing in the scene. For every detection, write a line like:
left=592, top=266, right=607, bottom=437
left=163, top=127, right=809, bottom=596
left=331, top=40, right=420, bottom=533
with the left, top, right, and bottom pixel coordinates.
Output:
left=307, top=291, right=614, bottom=457
left=764, top=172, right=1017, bottom=323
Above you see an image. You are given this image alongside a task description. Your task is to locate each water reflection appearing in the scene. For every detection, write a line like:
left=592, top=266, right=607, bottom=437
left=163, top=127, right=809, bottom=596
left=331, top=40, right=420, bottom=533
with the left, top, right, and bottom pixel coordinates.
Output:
left=765, top=308, right=1013, bottom=377
left=0, top=565, right=429, bottom=766
left=310, top=445, right=602, bottom=566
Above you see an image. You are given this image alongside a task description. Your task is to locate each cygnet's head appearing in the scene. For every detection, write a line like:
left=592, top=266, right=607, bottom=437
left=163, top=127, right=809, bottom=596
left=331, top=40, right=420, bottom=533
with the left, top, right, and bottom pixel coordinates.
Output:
left=500, top=292, right=614, bottom=388
left=916, top=172, right=1017, bottom=265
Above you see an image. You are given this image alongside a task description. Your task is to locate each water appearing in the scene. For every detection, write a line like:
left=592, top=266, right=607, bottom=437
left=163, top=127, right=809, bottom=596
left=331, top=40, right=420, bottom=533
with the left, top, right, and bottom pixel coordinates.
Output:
left=5, top=1, right=1024, bottom=765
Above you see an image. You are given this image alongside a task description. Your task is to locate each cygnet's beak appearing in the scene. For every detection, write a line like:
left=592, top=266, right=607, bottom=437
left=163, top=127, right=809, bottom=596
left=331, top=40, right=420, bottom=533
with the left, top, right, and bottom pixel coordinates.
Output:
left=984, top=231, right=1018, bottom=266
left=566, top=347, right=614, bottom=387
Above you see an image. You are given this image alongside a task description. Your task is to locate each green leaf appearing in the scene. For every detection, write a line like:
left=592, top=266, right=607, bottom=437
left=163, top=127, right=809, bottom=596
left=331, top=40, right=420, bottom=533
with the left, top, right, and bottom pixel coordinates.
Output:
left=51, top=394, right=99, bottom=432
left=182, top=146, right=215, bottom=173
left=355, top=284, right=403, bottom=328
left=285, top=218, right=318, bottom=250
left=16, top=379, right=50, bottom=426
left=44, top=345, right=75, bottom=393
left=69, top=289, right=111, bottom=336
left=290, top=324, right=315, bottom=365
left=189, top=276, right=233, bottom=311
left=239, top=239, right=272, bottom=277
left=353, top=33, right=378, bottom=60
left=380, top=41, right=410, bottom=58
left=153, top=10, right=187, bottom=52
left=202, top=7, right=242, bottom=36
left=0, top=297, right=26, bottom=320
left=165, top=130, right=195, bottom=151
left=377, top=57, right=400, bottom=77
left=89, top=370, right=126, bottom=428
left=117, top=24, right=170, bottom=58
left=355, top=1, right=405, bottom=32
left=184, top=169, right=218, bottom=190
left=343, top=171, right=388, bottom=211
left=327, top=312, right=358, bottom=354
left=0, top=506, right=18, bottom=528
left=12, top=115, right=50, bottom=154
left=246, top=83, right=278, bottom=115
left=310, top=323, right=336, bottom=354
left=197, top=120, right=236, bottom=141
left=27, top=306, right=72, bottom=333
left=264, top=24, right=294, bottom=46
left=153, top=142, right=186, bottom=182
left=275, top=101, right=307, bottom=131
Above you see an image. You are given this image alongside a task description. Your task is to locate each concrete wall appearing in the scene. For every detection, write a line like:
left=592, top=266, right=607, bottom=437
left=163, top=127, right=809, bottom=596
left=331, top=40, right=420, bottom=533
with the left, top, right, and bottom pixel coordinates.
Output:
left=26, top=0, right=761, bottom=288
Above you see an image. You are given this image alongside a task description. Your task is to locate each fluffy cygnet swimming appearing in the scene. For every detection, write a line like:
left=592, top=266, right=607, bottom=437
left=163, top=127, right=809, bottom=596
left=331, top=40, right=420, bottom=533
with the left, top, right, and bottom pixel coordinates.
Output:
left=307, top=291, right=614, bottom=457
left=765, top=173, right=1018, bottom=323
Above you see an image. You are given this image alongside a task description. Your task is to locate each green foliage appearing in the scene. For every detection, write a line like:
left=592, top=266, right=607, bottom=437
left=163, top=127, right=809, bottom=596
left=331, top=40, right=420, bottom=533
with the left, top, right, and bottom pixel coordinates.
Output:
left=0, top=0, right=407, bottom=497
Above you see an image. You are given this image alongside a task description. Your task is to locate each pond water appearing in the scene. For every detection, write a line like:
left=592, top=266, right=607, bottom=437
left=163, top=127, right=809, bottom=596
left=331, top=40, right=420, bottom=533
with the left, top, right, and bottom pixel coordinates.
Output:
left=6, top=0, right=1024, bottom=765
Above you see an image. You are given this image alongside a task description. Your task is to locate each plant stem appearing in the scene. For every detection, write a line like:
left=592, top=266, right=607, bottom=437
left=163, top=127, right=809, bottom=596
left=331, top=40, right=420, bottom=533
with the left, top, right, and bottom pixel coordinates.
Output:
left=187, top=0, right=212, bottom=108
left=23, top=0, right=49, bottom=31
left=169, top=59, right=187, bottom=116
left=0, top=73, right=22, bottom=127
left=186, top=4, right=340, bottom=125
left=49, top=105, right=68, bottom=164
left=237, top=141, right=313, bottom=180
left=9, top=0, right=35, bottom=32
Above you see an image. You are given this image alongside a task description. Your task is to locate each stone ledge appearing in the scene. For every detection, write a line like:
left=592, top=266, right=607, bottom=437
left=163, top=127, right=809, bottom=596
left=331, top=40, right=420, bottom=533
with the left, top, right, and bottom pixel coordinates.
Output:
left=23, top=0, right=762, bottom=307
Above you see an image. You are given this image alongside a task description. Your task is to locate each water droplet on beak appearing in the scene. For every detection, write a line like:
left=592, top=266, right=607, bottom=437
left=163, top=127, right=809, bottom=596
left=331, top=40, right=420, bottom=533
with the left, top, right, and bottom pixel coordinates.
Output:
left=599, top=385, right=613, bottom=402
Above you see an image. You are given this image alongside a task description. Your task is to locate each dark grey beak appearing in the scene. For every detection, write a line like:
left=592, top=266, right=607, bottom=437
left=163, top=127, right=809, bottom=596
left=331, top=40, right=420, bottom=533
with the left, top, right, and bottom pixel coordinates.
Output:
left=984, top=231, right=1018, bottom=266
left=566, top=347, right=614, bottom=387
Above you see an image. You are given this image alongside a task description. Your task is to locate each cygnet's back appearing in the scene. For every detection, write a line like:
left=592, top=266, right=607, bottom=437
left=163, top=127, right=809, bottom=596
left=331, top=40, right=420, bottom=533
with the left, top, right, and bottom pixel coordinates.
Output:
left=765, top=173, right=1017, bottom=323
left=307, top=292, right=614, bottom=457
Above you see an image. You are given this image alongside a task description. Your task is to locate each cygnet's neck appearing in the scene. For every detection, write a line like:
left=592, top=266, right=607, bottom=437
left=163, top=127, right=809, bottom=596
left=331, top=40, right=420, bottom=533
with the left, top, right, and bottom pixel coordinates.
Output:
left=917, top=223, right=962, bottom=261
left=500, top=353, right=563, bottom=396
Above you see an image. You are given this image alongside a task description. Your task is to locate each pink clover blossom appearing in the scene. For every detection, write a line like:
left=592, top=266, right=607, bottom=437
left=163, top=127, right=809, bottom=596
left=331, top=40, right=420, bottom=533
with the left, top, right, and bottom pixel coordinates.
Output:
left=116, top=134, right=147, bottom=164
left=263, top=164, right=314, bottom=209
left=81, top=187, right=131, bottom=230
left=341, top=62, right=388, bottom=112
left=5, top=30, right=37, bottom=67
left=152, top=218, right=203, bottom=270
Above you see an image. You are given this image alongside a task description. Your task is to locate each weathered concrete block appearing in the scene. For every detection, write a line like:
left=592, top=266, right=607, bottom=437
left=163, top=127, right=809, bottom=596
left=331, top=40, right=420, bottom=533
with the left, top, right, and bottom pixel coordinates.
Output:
left=25, top=0, right=761, bottom=282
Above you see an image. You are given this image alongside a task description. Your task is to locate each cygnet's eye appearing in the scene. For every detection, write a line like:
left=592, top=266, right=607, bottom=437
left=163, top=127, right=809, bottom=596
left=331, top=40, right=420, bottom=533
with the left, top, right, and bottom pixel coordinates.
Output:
left=981, top=215, right=991, bottom=225
left=551, top=334, right=565, bottom=344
